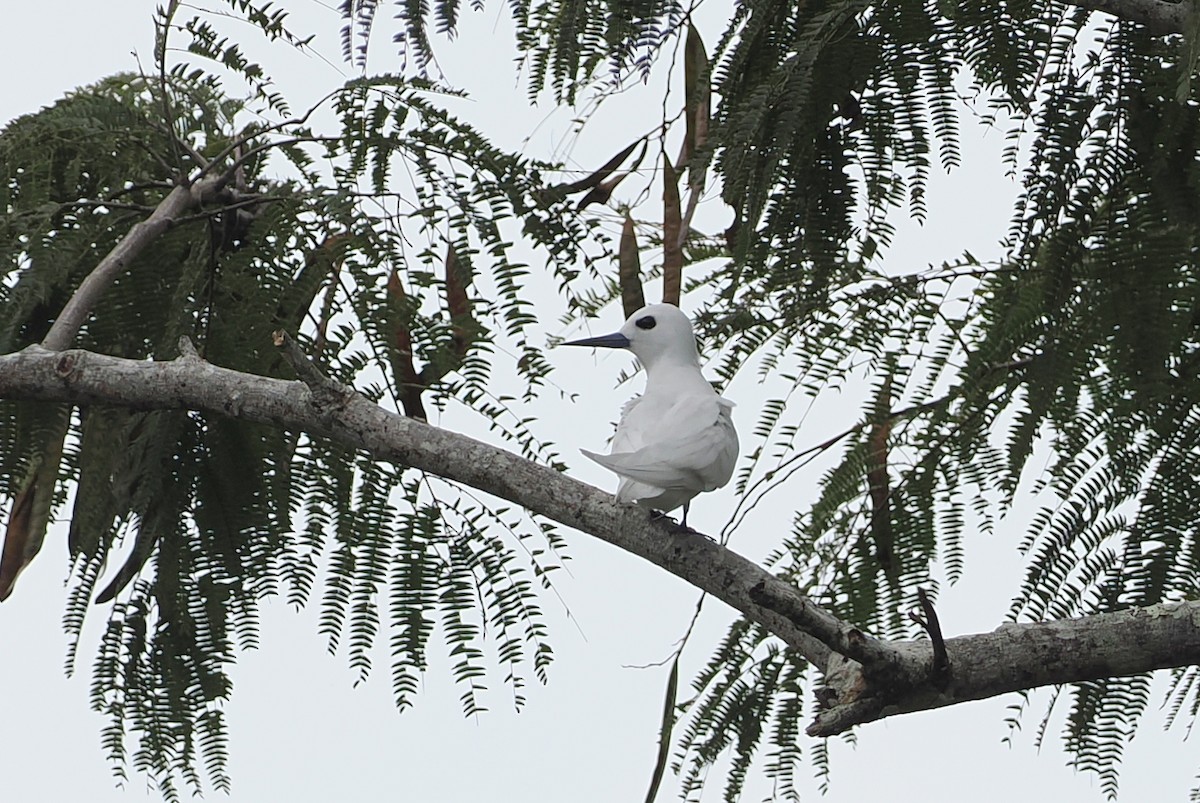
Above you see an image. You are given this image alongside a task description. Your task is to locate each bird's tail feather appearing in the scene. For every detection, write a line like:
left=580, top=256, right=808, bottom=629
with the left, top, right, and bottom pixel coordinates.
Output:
left=582, top=448, right=686, bottom=489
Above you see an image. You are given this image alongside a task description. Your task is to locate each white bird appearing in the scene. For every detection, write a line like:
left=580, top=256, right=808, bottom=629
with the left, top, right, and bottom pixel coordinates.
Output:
left=563, top=303, right=739, bottom=527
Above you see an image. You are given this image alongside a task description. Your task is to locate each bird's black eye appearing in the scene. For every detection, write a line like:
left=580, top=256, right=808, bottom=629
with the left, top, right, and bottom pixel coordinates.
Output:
left=635, top=315, right=657, bottom=330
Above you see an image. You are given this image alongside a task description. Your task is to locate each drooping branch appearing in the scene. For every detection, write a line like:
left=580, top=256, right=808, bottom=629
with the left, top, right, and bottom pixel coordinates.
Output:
left=2, top=343, right=1200, bottom=735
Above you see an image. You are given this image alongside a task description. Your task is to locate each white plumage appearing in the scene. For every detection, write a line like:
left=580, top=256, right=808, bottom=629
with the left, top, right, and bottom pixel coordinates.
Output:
left=564, top=304, right=738, bottom=525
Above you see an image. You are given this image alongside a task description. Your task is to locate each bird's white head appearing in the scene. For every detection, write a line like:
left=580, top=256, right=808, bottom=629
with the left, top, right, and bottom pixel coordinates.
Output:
left=562, top=303, right=700, bottom=372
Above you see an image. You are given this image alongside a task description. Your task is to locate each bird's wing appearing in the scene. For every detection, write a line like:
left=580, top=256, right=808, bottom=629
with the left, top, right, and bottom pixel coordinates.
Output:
left=584, top=394, right=737, bottom=492
left=610, top=396, right=644, bottom=454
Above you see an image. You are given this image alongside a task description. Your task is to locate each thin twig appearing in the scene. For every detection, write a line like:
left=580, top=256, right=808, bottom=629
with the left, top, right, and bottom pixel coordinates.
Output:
left=197, top=90, right=343, bottom=180
left=153, top=1, right=185, bottom=174
left=171, top=194, right=288, bottom=225
left=150, top=119, right=211, bottom=172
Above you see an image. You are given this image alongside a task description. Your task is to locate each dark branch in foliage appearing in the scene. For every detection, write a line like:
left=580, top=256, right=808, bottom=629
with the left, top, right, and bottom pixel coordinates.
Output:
left=910, top=588, right=949, bottom=682
left=1067, top=0, right=1192, bottom=34
left=386, top=269, right=429, bottom=420
left=550, top=138, right=648, bottom=210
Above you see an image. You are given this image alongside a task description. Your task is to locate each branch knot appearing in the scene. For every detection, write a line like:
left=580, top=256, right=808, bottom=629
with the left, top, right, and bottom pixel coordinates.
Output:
left=272, top=330, right=352, bottom=414
left=54, top=352, right=81, bottom=380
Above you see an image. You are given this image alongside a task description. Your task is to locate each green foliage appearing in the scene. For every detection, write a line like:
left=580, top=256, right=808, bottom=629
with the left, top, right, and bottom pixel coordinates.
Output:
left=0, top=35, right=577, bottom=794
left=335, top=0, right=1200, bottom=795
left=342, top=0, right=686, bottom=102
left=689, top=10, right=1200, bottom=799
left=6, top=0, right=1200, bottom=798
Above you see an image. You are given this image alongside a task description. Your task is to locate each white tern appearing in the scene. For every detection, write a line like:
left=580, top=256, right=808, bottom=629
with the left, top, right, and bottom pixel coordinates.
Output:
left=563, top=303, right=738, bottom=527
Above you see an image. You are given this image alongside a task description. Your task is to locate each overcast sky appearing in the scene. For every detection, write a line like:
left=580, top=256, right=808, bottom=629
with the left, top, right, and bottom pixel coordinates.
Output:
left=1, top=2, right=1196, bottom=801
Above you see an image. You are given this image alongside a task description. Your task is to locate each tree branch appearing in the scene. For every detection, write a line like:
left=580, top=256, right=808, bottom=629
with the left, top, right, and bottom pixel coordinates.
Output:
left=41, top=174, right=229, bottom=351
left=1067, top=0, right=1191, bottom=35
left=0, top=343, right=834, bottom=668
left=3, top=344, right=1200, bottom=735
left=809, top=601, right=1200, bottom=735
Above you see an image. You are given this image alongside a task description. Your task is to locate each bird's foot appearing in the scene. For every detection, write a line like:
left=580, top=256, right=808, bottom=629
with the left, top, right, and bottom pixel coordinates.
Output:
left=648, top=509, right=678, bottom=526
left=649, top=510, right=710, bottom=539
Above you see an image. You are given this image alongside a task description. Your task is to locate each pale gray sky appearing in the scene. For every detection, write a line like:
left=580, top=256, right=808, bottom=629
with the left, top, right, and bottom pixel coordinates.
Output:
left=0, top=3, right=1194, bottom=802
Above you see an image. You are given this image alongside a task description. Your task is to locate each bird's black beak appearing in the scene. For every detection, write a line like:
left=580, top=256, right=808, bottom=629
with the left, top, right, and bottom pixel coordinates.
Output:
left=561, top=332, right=631, bottom=349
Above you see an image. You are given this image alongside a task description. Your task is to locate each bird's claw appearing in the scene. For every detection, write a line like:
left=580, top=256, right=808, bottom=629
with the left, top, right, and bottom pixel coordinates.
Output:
left=649, top=510, right=712, bottom=539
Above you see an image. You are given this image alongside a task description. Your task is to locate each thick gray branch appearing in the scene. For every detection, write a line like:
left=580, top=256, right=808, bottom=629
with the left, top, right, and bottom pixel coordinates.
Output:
left=810, top=600, right=1200, bottom=735
left=0, top=345, right=834, bottom=667
left=1067, top=0, right=1191, bottom=34
left=4, top=345, right=1200, bottom=734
